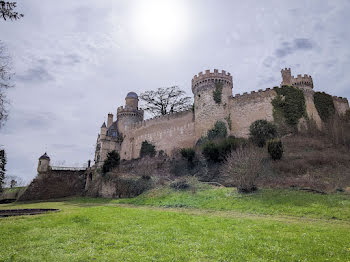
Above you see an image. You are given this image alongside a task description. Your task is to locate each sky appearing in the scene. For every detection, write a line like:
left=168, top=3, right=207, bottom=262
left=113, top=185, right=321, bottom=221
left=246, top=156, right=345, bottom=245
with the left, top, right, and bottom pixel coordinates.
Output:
left=0, top=0, right=350, bottom=183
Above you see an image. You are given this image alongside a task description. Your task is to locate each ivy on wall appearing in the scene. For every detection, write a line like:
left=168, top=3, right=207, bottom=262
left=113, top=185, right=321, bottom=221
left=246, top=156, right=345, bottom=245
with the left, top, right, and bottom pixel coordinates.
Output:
left=314, top=92, right=335, bottom=122
left=213, top=82, right=223, bottom=104
left=225, top=114, right=232, bottom=131
left=272, top=85, right=306, bottom=129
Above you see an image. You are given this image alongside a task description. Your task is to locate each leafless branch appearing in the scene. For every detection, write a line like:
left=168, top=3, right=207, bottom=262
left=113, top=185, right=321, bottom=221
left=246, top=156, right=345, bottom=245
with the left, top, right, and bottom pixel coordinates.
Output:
left=140, top=86, right=192, bottom=116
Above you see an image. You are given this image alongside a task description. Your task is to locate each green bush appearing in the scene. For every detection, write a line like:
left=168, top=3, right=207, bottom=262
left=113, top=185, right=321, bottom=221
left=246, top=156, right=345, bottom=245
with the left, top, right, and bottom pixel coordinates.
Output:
left=267, top=139, right=283, bottom=160
left=314, top=92, right=335, bottom=122
left=102, top=151, right=120, bottom=174
left=249, top=120, right=277, bottom=147
left=140, top=140, right=156, bottom=158
left=202, top=136, right=243, bottom=163
left=180, top=148, right=195, bottom=162
left=272, top=85, right=306, bottom=128
left=207, top=121, right=227, bottom=140
left=213, top=82, right=223, bottom=104
left=202, top=141, right=220, bottom=162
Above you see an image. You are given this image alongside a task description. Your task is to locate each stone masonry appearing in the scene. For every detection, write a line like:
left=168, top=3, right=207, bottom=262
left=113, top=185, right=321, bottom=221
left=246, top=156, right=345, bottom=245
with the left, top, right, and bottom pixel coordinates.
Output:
left=94, top=68, right=350, bottom=166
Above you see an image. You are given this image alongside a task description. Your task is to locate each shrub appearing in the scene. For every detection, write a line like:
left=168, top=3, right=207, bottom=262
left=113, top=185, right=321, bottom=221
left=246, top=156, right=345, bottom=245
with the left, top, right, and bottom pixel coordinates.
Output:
left=140, top=140, right=156, bottom=158
left=202, top=136, right=244, bottom=163
left=267, top=139, right=283, bottom=160
left=272, top=85, right=306, bottom=128
left=314, top=92, right=335, bottom=122
left=213, top=82, right=223, bottom=104
left=221, top=147, right=264, bottom=193
left=102, top=150, right=120, bottom=174
left=115, top=177, right=152, bottom=198
left=207, top=121, right=227, bottom=140
left=202, top=141, right=220, bottom=162
left=170, top=179, right=190, bottom=190
left=249, top=120, right=277, bottom=147
left=180, top=148, right=195, bottom=163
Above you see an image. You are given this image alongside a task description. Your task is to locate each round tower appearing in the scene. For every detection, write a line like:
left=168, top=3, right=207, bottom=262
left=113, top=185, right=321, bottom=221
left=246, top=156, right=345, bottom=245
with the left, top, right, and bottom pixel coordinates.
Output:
left=192, top=69, right=233, bottom=139
left=117, top=92, right=144, bottom=134
left=37, top=152, right=50, bottom=174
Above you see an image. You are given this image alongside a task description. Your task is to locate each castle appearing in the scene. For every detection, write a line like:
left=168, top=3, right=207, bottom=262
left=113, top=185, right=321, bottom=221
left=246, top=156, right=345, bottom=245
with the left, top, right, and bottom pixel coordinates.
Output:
left=94, top=68, right=349, bottom=166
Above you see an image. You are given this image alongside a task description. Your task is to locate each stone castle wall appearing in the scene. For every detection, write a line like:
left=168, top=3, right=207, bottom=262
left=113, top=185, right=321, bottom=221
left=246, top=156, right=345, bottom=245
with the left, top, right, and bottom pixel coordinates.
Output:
left=229, top=88, right=277, bottom=137
left=120, top=110, right=195, bottom=159
left=95, top=69, right=350, bottom=162
left=333, top=96, right=349, bottom=115
left=18, top=170, right=87, bottom=201
left=117, top=88, right=348, bottom=160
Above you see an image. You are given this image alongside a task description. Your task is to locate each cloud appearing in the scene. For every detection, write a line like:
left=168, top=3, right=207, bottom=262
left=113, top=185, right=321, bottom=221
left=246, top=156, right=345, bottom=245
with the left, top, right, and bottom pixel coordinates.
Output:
left=16, top=65, right=54, bottom=83
left=275, top=38, right=314, bottom=58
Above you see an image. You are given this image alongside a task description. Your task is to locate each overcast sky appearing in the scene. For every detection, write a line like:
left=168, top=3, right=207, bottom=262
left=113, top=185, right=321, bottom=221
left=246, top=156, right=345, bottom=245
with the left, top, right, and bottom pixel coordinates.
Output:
left=1, top=0, right=350, bottom=183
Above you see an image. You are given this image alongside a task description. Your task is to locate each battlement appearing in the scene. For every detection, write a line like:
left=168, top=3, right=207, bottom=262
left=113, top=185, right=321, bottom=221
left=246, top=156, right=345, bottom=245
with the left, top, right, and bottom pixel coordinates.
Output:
left=332, top=96, right=348, bottom=103
left=127, top=109, right=193, bottom=130
left=232, top=87, right=275, bottom=100
left=291, top=74, right=313, bottom=89
left=117, top=106, right=143, bottom=115
left=192, top=69, right=232, bottom=93
left=281, top=68, right=291, bottom=72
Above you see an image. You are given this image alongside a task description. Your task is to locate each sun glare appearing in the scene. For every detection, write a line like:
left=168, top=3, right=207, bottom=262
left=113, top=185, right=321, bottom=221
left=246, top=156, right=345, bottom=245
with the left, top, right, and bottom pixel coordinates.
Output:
left=130, top=0, right=189, bottom=54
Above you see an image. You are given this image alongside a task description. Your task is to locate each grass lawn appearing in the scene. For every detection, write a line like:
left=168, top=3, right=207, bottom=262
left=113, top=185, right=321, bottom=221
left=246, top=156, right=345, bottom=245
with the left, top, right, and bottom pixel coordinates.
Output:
left=0, top=188, right=350, bottom=261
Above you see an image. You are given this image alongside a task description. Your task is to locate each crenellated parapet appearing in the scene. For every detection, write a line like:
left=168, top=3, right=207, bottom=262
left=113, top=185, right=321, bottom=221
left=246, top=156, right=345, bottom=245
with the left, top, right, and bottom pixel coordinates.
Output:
left=292, top=74, right=313, bottom=89
left=117, top=105, right=144, bottom=119
left=192, top=69, right=232, bottom=94
left=332, top=96, right=348, bottom=103
left=127, top=109, right=194, bottom=130
left=280, top=68, right=313, bottom=89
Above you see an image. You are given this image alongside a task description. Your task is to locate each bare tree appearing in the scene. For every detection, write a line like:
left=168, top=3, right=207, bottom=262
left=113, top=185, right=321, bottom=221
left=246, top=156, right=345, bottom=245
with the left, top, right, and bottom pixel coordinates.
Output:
left=140, top=86, right=192, bottom=116
left=0, top=1, right=23, bottom=21
left=0, top=41, right=13, bottom=128
left=0, top=149, right=6, bottom=192
left=220, top=146, right=265, bottom=193
left=4, top=174, right=25, bottom=188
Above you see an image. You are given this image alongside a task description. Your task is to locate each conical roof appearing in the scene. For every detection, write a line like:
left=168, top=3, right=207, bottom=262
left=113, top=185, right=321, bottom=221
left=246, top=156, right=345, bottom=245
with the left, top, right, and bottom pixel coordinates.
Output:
left=101, top=122, right=106, bottom=128
left=39, top=152, right=50, bottom=160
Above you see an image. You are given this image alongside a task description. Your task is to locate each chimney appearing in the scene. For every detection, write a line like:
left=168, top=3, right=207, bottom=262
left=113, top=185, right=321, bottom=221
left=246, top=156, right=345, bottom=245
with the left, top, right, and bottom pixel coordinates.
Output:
left=107, top=113, right=113, bottom=128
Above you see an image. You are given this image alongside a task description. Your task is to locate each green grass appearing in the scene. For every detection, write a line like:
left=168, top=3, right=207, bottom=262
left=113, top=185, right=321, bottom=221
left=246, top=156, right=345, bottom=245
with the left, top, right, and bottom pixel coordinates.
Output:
left=117, top=187, right=350, bottom=221
left=0, top=188, right=350, bottom=261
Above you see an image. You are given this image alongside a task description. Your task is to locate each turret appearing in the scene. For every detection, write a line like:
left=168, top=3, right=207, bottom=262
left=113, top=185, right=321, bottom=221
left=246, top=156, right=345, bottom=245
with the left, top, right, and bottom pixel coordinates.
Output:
left=280, top=68, right=314, bottom=90
left=107, top=113, right=113, bottom=128
left=117, top=92, right=144, bottom=134
left=100, top=122, right=107, bottom=139
left=281, top=68, right=292, bottom=86
left=192, top=69, right=233, bottom=139
left=37, top=152, right=50, bottom=174
left=125, top=92, right=139, bottom=109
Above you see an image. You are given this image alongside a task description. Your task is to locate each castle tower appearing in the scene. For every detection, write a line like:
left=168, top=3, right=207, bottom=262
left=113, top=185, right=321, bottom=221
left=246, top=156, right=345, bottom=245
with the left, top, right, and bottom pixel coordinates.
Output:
left=117, top=92, right=144, bottom=134
left=100, top=122, right=107, bottom=139
left=107, top=113, right=113, bottom=128
left=281, top=68, right=292, bottom=86
left=192, top=69, right=233, bottom=139
left=37, top=152, right=50, bottom=174
left=280, top=68, right=314, bottom=90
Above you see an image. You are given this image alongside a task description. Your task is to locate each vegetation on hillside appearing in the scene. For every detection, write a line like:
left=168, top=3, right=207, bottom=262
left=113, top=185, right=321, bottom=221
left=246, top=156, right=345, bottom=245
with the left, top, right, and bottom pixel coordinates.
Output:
left=249, top=119, right=277, bottom=147
left=272, top=85, right=306, bottom=130
left=140, top=140, right=156, bottom=158
left=102, top=150, right=120, bottom=174
left=314, top=91, right=335, bottom=121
